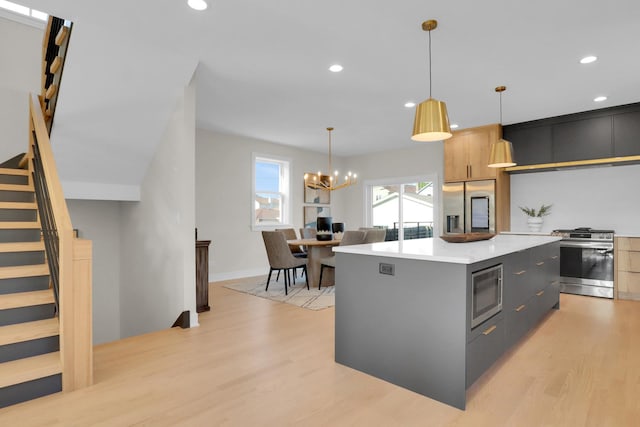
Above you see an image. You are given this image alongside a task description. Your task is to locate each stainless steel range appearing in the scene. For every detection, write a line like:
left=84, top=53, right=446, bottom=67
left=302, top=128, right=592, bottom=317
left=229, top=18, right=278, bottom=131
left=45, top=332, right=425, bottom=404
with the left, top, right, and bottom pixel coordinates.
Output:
left=551, top=227, right=614, bottom=299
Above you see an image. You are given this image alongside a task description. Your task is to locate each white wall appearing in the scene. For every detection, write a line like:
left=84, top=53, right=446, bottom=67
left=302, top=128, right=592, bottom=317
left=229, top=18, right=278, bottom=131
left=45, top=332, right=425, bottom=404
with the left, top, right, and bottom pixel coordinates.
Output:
left=0, top=17, right=41, bottom=161
left=119, top=79, right=197, bottom=337
left=196, top=130, right=347, bottom=281
left=66, top=199, right=121, bottom=345
left=340, top=143, right=444, bottom=235
left=510, top=164, right=640, bottom=235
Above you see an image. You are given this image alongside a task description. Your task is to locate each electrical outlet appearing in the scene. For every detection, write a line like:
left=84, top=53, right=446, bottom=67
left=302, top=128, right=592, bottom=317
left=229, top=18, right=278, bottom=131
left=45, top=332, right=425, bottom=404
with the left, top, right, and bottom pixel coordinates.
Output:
left=379, top=263, right=395, bottom=276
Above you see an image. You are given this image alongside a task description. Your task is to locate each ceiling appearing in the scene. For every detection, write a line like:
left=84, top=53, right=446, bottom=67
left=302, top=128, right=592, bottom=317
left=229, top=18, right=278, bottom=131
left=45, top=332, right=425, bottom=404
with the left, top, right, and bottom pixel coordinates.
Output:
left=18, top=0, right=640, bottom=194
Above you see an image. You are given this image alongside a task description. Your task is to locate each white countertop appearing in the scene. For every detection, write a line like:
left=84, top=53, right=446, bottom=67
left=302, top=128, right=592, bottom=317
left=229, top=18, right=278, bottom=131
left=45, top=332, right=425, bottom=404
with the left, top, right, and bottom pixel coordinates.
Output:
left=334, top=234, right=562, bottom=264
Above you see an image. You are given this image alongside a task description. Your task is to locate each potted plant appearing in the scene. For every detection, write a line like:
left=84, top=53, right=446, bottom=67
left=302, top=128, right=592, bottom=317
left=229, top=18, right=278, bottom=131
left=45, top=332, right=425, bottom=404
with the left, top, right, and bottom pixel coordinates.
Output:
left=519, top=204, right=552, bottom=232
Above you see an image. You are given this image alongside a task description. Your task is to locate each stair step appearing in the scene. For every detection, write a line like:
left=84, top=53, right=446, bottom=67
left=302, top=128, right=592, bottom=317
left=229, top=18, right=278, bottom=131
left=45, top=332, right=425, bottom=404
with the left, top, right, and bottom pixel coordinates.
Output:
left=0, top=222, right=40, bottom=229
left=0, top=264, right=48, bottom=281
left=0, top=183, right=34, bottom=193
left=0, top=318, right=58, bottom=347
left=0, top=202, right=37, bottom=210
left=0, top=168, right=29, bottom=177
left=0, top=289, right=52, bottom=310
left=0, top=242, right=44, bottom=253
left=0, top=352, right=61, bottom=389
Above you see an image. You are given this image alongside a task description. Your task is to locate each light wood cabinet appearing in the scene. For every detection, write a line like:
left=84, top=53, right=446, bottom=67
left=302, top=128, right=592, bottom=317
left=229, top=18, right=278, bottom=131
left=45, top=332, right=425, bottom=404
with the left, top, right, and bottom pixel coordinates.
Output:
left=444, top=124, right=499, bottom=182
left=615, top=237, right=640, bottom=300
left=443, top=123, right=511, bottom=232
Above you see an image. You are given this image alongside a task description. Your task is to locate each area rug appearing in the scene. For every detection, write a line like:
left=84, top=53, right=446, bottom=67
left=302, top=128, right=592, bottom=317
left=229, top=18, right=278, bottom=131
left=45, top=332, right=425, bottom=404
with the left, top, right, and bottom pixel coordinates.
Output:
left=223, top=276, right=335, bottom=310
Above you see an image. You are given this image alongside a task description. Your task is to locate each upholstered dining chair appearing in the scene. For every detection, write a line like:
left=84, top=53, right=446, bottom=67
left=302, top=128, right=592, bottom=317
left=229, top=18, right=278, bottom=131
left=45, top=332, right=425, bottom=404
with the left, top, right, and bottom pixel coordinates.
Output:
left=276, top=228, right=306, bottom=280
left=261, top=231, right=309, bottom=295
left=363, top=228, right=387, bottom=243
left=300, top=227, right=317, bottom=239
left=318, top=230, right=366, bottom=289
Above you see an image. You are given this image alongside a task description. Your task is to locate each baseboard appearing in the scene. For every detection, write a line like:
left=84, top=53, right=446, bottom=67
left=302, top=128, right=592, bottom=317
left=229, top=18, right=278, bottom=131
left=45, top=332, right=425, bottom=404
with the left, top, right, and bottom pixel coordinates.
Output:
left=617, top=291, right=640, bottom=301
left=210, top=268, right=266, bottom=282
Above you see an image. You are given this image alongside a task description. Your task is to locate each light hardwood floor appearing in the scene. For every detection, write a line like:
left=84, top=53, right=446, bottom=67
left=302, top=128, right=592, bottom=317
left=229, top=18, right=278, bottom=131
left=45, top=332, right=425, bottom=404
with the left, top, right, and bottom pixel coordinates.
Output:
left=0, top=276, right=639, bottom=426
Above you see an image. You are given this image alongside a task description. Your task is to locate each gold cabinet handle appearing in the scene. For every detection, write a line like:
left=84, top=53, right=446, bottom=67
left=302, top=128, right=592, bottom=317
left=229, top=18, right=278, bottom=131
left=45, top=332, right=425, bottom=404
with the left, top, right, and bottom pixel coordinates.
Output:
left=514, top=270, right=527, bottom=275
left=536, top=290, right=545, bottom=296
left=515, top=304, right=526, bottom=312
left=483, top=325, right=497, bottom=335
left=536, top=261, right=545, bottom=266
left=551, top=255, right=558, bottom=260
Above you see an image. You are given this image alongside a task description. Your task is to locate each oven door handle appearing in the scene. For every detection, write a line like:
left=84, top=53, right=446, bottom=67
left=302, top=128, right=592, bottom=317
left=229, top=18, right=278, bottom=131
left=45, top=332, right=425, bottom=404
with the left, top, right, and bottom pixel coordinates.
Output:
left=560, top=241, right=613, bottom=250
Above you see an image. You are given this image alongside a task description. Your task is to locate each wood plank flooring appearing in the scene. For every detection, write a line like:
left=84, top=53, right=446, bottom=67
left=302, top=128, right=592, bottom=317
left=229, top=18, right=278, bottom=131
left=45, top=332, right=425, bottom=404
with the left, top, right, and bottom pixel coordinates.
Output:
left=0, top=276, right=638, bottom=426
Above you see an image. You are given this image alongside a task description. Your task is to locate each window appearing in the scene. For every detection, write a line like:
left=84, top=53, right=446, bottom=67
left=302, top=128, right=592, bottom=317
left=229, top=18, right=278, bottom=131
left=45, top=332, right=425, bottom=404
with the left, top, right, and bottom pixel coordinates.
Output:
left=252, top=154, right=291, bottom=230
left=365, top=176, right=438, bottom=241
left=0, top=1, right=48, bottom=26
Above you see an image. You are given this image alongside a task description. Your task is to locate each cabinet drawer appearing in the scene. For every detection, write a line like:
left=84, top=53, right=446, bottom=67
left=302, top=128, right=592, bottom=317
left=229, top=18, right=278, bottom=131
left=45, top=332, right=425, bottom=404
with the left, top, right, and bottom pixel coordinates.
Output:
left=617, top=237, right=640, bottom=252
left=617, top=271, right=640, bottom=293
left=617, top=250, right=640, bottom=272
left=505, top=302, right=532, bottom=349
left=530, top=283, right=560, bottom=323
left=504, top=250, right=530, bottom=309
left=466, top=317, right=505, bottom=388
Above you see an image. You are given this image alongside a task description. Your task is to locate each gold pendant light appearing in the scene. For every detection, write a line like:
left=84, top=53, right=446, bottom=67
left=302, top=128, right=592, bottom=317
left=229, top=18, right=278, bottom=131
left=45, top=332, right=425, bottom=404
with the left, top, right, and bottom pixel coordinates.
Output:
left=488, top=86, right=517, bottom=168
left=411, top=20, right=452, bottom=142
left=303, top=127, right=357, bottom=191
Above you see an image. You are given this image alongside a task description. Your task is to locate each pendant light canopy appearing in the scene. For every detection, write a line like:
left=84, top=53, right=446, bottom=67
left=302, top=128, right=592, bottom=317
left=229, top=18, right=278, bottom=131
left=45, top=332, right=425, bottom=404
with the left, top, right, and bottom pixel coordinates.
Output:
left=411, top=20, right=452, bottom=142
left=488, top=86, right=516, bottom=168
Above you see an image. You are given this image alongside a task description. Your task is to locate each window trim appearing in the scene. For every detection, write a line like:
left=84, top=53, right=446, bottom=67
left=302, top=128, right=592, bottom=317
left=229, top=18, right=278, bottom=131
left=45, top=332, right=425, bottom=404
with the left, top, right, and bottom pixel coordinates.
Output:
left=251, top=153, right=292, bottom=231
left=363, top=174, right=440, bottom=239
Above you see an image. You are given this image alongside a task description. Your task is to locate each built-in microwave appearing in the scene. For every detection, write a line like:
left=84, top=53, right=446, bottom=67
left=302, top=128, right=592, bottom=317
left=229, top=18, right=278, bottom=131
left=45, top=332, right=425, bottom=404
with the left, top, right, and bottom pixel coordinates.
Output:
left=471, top=264, right=503, bottom=329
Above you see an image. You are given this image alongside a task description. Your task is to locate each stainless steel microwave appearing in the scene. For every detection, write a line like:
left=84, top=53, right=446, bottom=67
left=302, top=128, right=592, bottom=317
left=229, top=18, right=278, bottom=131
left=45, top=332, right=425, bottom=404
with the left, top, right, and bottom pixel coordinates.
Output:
left=471, top=264, right=503, bottom=328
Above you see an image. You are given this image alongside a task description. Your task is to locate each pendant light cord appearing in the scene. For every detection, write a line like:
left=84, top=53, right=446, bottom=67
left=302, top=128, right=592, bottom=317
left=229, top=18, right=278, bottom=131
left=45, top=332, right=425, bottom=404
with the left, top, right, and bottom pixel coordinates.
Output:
left=428, top=29, right=432, bottom=98
left=499, top=91, right=503, bottom=124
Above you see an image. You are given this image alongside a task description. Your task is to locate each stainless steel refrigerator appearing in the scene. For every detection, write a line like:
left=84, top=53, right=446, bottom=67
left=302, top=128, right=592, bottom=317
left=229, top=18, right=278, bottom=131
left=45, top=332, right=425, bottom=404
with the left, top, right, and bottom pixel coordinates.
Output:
left=443, top=180, right=495, bottom=234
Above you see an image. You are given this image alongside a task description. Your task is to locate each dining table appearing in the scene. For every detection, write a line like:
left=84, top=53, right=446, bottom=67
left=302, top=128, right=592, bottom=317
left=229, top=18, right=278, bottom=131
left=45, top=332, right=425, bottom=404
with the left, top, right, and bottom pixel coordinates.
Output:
left=287, top=238, right=341, bottom=289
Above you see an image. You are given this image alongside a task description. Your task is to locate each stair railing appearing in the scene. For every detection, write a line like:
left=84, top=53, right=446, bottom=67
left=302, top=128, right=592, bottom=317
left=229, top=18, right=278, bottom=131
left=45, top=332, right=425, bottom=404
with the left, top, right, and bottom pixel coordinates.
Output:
left=28, top=93, right=93, bottom=391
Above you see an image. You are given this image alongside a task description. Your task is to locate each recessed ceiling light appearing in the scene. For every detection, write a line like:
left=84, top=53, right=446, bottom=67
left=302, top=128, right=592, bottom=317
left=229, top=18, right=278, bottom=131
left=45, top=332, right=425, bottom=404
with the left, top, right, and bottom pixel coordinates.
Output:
left=450, top=124, right=459, bottom=129
left=329, top=64, right=343, bottom=73
left=580, top=56, right=598, bottom=64
left=594, top=96, right=607, bottom=102
left=404, top=102, right=416, bottom=108
left=187, top=0, right=207, bottom=11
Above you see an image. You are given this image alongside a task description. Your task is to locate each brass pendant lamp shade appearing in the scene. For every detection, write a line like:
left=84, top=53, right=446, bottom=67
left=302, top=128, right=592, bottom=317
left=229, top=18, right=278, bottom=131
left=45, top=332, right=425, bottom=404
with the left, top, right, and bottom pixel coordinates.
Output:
left=488, top=86, right=516, bottom=168
left=411, top=20, right=452, bottom=142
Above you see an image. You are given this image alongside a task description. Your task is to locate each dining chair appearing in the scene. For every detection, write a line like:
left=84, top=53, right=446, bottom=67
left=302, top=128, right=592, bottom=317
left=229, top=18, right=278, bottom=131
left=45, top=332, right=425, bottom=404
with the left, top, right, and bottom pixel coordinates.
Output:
left=276, top=228, right=306, bottom=280
left=363, top=228, right=387, bottom=243
left=300, top=227, right=317, bottom=239
left=318, top=230, right=366, bottom=289
left=261, top=231, right=309, bottom=295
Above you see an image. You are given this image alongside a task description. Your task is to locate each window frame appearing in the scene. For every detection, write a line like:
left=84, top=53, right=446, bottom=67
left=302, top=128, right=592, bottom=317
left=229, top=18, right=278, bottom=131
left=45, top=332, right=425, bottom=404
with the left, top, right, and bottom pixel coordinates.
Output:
left=363, top=174, right=440, bottom=240
left=251, top=153, right=292, bottom=231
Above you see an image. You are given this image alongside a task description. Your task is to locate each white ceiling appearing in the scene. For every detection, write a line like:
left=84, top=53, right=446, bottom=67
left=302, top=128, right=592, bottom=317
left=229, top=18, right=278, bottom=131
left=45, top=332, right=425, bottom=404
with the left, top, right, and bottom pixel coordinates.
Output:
left=18, top=0, right=640, bottom=193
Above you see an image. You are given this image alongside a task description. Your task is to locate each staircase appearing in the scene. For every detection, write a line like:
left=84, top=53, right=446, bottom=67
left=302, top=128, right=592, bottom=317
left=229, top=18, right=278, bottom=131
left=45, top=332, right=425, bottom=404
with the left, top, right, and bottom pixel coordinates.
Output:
left=0, top=166, right=61, bottom=407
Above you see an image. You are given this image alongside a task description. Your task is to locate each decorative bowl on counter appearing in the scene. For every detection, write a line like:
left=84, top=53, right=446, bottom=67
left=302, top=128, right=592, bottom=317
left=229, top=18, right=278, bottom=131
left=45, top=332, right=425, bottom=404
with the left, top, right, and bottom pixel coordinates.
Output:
left=440, top=233, right=495, bottom=243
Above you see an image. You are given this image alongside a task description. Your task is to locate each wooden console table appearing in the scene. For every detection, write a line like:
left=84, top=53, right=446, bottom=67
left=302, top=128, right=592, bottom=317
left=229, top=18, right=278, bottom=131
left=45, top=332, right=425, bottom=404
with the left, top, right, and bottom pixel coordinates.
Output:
left=196, top=240, right=211, bottom=313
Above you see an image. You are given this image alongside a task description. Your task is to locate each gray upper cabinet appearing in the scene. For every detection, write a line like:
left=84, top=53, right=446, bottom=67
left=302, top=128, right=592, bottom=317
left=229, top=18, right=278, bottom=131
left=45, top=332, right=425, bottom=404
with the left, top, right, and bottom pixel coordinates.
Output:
left=503, top=102, right=640, bottom=172
left=504, top=125, right=553, bottom=166
left=613, top=110, right=640, bottom=157
left=552, top=116, right=613, bottom=162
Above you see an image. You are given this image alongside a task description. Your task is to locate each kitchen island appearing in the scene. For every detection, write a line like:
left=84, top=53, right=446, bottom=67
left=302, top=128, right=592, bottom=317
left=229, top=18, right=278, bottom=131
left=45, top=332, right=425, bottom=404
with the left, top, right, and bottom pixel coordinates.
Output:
left=333, top=234, right=561, bottom=409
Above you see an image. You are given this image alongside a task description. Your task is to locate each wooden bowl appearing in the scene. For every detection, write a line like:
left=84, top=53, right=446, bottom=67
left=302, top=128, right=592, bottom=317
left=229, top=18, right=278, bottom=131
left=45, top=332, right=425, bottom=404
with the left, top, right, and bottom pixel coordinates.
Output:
left=440, top=233, right=495, bottom=243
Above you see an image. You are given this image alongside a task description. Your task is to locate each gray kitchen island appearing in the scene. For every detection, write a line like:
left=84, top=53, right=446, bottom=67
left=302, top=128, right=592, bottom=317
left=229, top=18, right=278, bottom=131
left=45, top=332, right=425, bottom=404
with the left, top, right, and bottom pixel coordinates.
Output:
left=333, top=234, right=561, bottom=410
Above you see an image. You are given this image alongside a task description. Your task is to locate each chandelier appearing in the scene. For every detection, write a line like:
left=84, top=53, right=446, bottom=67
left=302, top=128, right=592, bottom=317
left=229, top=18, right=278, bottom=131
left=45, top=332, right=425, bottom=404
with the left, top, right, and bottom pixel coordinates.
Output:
left=303, top=127, right=357, bottom=191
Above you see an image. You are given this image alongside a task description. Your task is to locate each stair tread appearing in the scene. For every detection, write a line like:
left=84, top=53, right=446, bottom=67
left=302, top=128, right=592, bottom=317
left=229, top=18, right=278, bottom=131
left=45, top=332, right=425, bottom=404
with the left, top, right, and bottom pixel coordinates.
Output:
left=0, top=183, right=34, bottom=192
left=0, top=351, right=61, bottom=389
left=0, top=318, right=58, bottom=347
left=0, top=242, right=45, bottom=253
left=0, top=202, right=37, bottom=210
left=0, top=168, right=29, bottom=177
left=0, top=264, right=49, bottom=280
left=0, top=221, right=40, bottom=229
left=0, top=289, right=54, bottom=310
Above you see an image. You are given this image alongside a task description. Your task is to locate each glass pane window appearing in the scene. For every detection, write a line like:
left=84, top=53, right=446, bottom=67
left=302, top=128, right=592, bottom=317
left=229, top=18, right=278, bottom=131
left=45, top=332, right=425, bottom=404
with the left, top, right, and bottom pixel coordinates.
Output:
left=253, top=155, right=290, bottom=229
left=369, top=180, right=434, bottom=241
